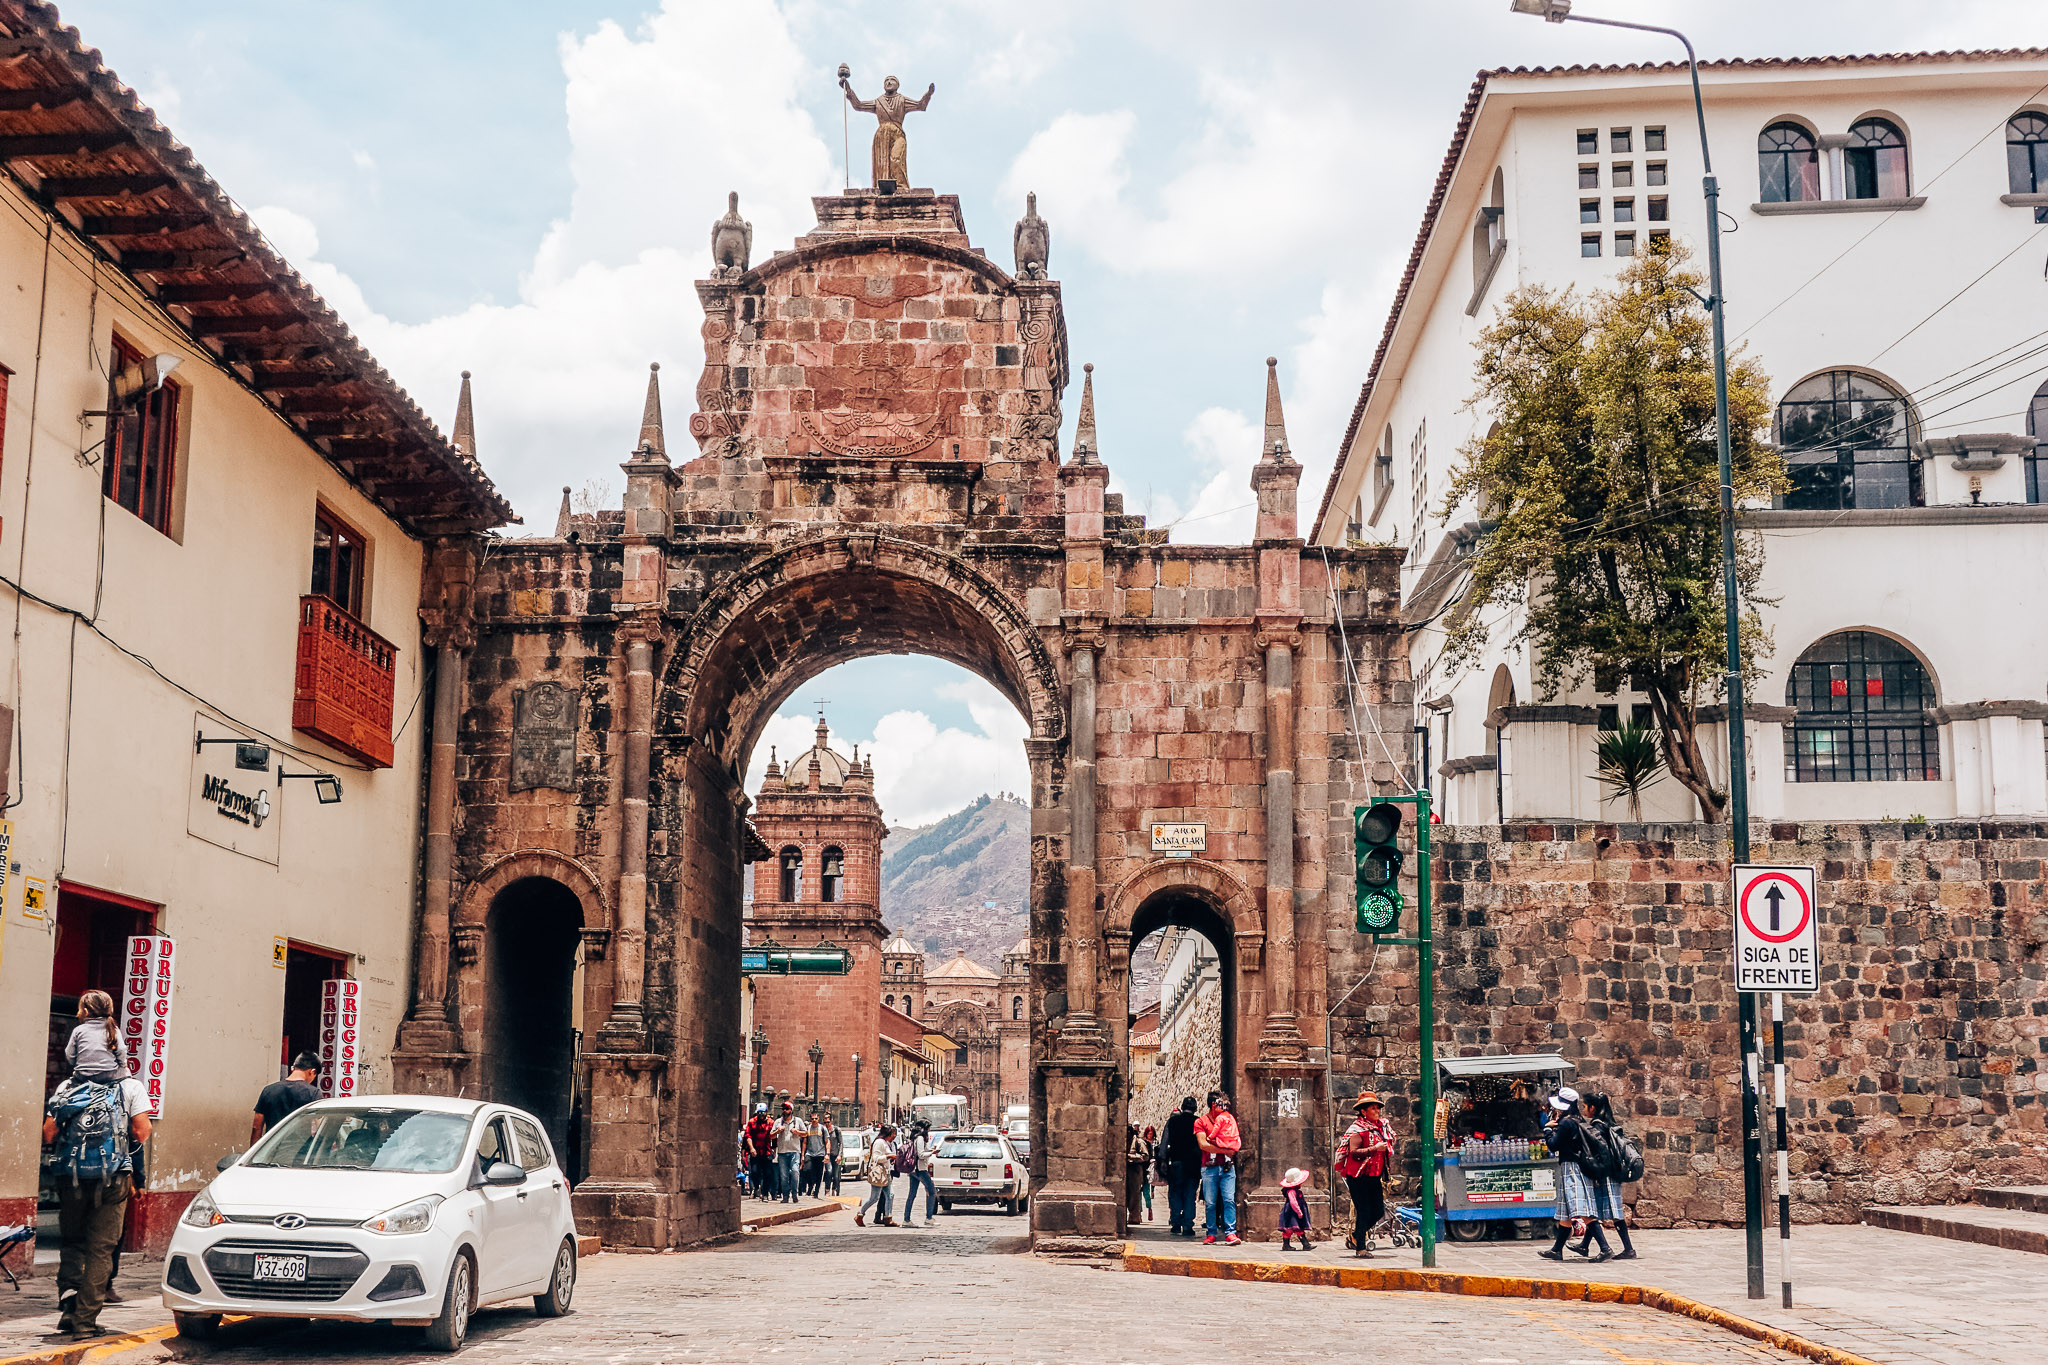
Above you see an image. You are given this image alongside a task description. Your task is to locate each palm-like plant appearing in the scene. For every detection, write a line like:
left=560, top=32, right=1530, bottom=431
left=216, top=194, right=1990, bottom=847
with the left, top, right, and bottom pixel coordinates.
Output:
left=1596, top=720, right=1666, bottom=821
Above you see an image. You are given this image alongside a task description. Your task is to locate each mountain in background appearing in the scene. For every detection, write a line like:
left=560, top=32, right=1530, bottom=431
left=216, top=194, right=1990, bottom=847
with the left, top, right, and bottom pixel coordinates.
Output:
left=878, top=792, right=1166, bottom=1013
left=879, top=793, right=1028, bottom=970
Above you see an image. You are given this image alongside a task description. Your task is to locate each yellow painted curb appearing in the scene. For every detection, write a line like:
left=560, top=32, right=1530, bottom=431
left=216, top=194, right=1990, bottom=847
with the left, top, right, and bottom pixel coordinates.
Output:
left=0, top=1321, right=176, bottom=1365
left=1122, top=1247, right=1880, bottom=1365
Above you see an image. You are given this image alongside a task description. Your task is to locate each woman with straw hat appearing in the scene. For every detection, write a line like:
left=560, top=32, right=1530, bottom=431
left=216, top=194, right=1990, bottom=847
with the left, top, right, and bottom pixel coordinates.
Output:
left=1335, top=1094, right=1393, bottom=1257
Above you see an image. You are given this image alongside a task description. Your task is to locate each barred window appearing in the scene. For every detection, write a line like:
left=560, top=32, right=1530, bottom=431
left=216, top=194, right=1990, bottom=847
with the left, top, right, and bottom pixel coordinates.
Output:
left=1785, top=632, right=1940, bottom=782
left=1775, top=370, right=1919, bottom=510
left=2027, top=379, right=2048, bottom=504
left=1758, top=122, right=1820, bottom=203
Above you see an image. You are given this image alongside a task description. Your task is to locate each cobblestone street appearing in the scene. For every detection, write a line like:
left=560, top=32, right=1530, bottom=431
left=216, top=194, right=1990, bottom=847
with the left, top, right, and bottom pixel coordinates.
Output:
left=82, top=1207, right=1802, bottom=1365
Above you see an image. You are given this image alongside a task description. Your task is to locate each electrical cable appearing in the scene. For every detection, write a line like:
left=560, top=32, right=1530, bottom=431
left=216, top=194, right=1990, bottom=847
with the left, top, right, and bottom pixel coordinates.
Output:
left=0, top=571, right=373, bottom=772
left=1867, top=225, right=2048, bottom=365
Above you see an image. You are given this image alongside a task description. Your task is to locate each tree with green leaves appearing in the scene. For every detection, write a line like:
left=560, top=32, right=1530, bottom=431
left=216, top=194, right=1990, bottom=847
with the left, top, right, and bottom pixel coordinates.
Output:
left=1442, top=242, right=1783, bottom=822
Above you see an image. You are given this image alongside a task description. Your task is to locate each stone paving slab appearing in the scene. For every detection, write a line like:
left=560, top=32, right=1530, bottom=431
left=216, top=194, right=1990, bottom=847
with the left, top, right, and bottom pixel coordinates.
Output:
left=92, top=1209, right=1799, bottom=1365
left=1130, top=1221, right=2042, bottom=1365
left=1863, top=1203, right=2048, bottom=1255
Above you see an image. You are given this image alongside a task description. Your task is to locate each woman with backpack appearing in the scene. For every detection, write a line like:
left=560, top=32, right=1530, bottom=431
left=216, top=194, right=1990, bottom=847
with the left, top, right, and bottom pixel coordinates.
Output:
left=1539, top=1088, right=1614, bottom=1263
left=1578, top=1092, right=1639, bottom=1260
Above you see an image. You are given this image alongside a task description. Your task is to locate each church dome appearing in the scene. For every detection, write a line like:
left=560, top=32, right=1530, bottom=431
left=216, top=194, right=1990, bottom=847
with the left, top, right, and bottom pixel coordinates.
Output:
left=764, top=714, right=864, bottom=790
left=882, top=933, right=921, bottom=957
left=927, top=948, right=999, bottom=982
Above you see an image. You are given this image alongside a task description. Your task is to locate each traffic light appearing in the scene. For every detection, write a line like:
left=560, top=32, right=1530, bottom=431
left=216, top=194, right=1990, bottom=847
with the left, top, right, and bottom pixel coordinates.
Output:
left=1354, top=801, right=1405, bottom=933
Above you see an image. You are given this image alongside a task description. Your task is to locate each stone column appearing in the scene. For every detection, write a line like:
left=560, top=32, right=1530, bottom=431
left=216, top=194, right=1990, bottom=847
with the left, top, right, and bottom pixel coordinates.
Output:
left=1261, top=639, right=1299, bottom=1044
left=394, top=538, right=477, bottom=1091
left=1063, top=645, right=1100, bottom=1030
left=599, top=629, right=655, bottom=1046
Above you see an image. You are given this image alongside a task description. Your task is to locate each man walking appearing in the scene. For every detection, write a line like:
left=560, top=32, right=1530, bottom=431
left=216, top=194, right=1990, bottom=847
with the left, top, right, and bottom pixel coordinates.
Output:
left=744, top=1104, right=776, bottom=1200
left=1194, top=1092, right=1242, bottom=1245
left=772, top=1100, right=804, bottom=1204
left=1162, top=1096, right=1202, bottom=1236
left=43, top=1072, right=151, bottom=1341
left=250, top=1053, right=321, bottom=1145
left=802, top=1111, right=828, bottom=1197
left=824, top=1117, right=844, bottom=1195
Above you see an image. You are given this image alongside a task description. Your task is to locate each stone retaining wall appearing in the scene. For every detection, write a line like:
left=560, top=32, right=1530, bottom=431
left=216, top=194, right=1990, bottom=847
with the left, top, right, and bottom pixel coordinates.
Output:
left=1326, top=821, right=2048, bottom=1226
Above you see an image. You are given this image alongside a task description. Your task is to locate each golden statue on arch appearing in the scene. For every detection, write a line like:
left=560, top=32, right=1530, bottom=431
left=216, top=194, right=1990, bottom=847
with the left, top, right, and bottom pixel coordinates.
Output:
left=840, top=69, right=934, bottom=191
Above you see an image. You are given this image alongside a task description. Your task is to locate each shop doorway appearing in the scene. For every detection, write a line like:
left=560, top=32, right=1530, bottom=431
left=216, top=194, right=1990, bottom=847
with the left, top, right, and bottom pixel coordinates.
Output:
left=278, top=943, right=350, bottom=1082
left=482, top=876, right=584, bottom=1174
left=46, top=883, right=158, bottom=1096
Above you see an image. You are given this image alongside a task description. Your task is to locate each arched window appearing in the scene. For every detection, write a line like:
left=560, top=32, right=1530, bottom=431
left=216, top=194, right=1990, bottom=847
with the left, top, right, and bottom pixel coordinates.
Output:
left=2010, top=112, right=2048, bottom=194
left=1844, top=118, right=1908, bottom=199
left=778, top=846, right=802, bottom=901
left=1775, top=370, right=1919, bottom=510
left=2028, top=380, right=2048, bottom=504
left=1012, top=996, right=1023, bottom=1021
left=892, top=961, right=905, bottom=976
left=820, top=846, right=844, bottom=903
left=1785, top=632, right=1939, bottom=783
left=884, top=994, right=895, bottom=1011
left=1758, top=122, right=1820, bottom=203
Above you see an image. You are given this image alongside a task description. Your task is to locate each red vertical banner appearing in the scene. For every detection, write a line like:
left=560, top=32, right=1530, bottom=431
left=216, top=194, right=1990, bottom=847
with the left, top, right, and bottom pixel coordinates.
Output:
left=120, top=935, right=176, bottom=1118
left=319, top=978, right=360, bottom=1099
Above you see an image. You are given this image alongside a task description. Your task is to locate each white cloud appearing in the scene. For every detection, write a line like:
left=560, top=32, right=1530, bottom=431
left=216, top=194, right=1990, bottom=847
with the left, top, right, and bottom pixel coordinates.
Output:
left=351, top=149, right=376, bottom=173
left=248, top=0, right=840, bottom=528
left=743, top=688, right=1029, bottom=828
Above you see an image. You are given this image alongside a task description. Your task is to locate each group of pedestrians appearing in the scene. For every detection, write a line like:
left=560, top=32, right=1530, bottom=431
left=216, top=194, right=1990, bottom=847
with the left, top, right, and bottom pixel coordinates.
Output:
left=740, top=1100, right=843, bottom=1203
left=853, top=1121, right=941, bottom=1229
left=1539, top=1087, right=1639, bottom=1263
left=1142, top=1092, right=1245, bottom=1244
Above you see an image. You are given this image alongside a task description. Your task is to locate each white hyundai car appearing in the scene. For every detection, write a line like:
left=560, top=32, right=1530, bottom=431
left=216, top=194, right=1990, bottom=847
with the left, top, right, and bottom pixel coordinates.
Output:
left=162, top=1096, right=578, bottom=1352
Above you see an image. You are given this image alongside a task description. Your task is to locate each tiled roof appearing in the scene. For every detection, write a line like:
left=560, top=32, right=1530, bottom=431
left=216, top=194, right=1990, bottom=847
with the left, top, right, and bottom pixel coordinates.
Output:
left=0, top=0, right=512, bottom=531
left=1310, top=47, right=2048, bottom=542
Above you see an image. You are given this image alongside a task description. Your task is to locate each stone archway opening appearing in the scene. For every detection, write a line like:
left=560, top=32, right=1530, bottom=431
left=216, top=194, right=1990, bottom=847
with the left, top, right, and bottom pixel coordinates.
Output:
left=483, top=876, right=585, bottom=1174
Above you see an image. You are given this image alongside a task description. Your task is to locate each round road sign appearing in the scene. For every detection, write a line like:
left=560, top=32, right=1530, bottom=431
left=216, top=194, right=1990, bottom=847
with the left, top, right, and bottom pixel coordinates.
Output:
left=1738, top=870, right=1811, bottom=944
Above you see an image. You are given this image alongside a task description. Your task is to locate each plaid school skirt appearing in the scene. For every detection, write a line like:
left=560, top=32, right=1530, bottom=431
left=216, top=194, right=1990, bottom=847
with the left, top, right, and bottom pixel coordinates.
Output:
left=1558, top=1162, right=1602, bottom=1220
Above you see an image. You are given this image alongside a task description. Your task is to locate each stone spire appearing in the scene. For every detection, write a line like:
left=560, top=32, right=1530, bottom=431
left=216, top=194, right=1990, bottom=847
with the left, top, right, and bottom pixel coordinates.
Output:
left=554, top=485, right=572, bottom=538
left=816, top=713, right=831, bottom=750
left=1260, top=356, right=1293, bottom=463
left=451, top=370, right=476, bottom=460
left=1072, top=362, right=1099, bottom=464
left=764, top=745, right=781, bottom=784
left=635, top=362, right=666, bottom=460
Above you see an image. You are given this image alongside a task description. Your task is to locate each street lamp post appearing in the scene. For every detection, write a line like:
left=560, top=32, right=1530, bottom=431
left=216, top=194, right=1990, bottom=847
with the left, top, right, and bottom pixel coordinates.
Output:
left=751, top=1028, right=770, bottom=1108
left=808, top=1040, right=824, bottom=1102
left=851, top=1052, right=863, bottom=1123
left=1511, top=0, right=1765, bottom=1301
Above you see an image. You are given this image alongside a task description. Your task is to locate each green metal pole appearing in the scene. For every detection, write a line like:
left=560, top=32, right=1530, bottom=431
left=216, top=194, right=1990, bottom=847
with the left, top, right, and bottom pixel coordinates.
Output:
left=1417, top=788, right=1436, bottom=1268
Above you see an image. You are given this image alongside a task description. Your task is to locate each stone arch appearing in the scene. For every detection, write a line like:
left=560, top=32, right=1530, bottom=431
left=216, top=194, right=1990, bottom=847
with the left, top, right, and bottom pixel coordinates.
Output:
left=658, top=531, right=1066, bottom=771
left=1101, top=857, right=1264, bottom=974
left=458, top=849, right=611, bottom=932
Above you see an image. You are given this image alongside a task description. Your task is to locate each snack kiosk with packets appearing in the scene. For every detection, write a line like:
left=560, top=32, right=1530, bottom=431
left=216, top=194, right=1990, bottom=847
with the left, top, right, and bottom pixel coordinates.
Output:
left=1400, top=1052, right=1575, bottom=1241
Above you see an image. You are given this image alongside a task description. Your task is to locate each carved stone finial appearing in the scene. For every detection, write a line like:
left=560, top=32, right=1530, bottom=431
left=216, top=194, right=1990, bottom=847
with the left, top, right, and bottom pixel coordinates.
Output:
left=711, top=191, right=752, bottom=278
left=451, top=370, right=477, bottom=460
left=841, top=71, right=935, bottom=191
left=1072, top=362, right=1099, bottom=464
left=555, top=485, right=572, bottom=538
left=636, top=362, right=666, bottom=460
left=1261, top=355, right=1293, bottom=462
left=1013, top=190, right=1050, bottom=279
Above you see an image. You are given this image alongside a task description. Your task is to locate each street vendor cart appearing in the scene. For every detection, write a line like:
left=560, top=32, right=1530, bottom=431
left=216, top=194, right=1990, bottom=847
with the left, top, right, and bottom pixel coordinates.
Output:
left=1399, top=1052, right=1574, bottom=1241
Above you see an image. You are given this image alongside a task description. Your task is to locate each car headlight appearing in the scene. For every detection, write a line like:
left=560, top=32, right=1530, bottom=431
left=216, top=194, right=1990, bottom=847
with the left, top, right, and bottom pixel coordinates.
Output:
left=181, top=1190, right=224, bottom=1228
left=362, top=1195, right=444, bottom=1235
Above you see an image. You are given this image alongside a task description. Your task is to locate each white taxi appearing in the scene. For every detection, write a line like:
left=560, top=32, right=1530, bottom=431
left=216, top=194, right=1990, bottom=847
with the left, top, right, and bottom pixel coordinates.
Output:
left=932, top=1132, right=1026, bottom=1215
left=162, top=1096, right=578, bottom=1353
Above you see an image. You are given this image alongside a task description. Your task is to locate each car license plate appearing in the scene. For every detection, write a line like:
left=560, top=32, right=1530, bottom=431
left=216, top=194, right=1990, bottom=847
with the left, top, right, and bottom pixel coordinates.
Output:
left=252, top=1253, right=308, bottom=1282
left=958, top=1166, right=982, bottom=1179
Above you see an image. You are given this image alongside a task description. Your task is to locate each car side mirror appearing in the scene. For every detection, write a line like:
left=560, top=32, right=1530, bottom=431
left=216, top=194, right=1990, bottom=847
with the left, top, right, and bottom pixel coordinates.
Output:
left=216, top=1153, right=239, bottom=1172
left=483, top=1160, right=526, bottom=1187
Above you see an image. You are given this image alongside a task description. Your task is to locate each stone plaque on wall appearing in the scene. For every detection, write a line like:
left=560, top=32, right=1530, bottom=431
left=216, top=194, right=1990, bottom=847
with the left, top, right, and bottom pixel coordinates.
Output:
left=511, top=682, right=578, bottom=791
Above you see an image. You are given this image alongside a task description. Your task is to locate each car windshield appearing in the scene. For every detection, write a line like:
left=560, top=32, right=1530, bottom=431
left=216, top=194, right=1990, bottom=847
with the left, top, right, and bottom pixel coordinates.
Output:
left=247, top=1106, right=473, bottom=1174
left=938, top=1138, right=1004, bottom=1160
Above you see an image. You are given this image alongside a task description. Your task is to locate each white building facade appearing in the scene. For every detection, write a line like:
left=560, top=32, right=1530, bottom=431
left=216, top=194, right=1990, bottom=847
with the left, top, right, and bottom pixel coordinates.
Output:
left=0, top=11, right=508, bottom=1252
left=1314, top=50, right=2048, bottom=825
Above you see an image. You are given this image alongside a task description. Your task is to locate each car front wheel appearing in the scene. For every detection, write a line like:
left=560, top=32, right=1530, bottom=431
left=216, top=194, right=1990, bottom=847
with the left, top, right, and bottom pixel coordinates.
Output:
left=534, top=1238, right=576, bottom=1317
left=423, top=1251, right=473, bottom=1353
left=173, top=1313, right=221, bottom=1340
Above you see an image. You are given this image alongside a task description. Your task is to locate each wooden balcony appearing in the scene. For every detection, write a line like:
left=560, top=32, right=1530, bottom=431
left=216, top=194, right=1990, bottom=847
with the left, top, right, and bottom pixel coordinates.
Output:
left=293, top=595, right=396, bottom=768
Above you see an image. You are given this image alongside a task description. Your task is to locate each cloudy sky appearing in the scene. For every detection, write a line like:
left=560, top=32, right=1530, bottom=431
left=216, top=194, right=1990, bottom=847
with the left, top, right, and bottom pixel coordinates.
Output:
left=62, top=0, right=2047, bottom=823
